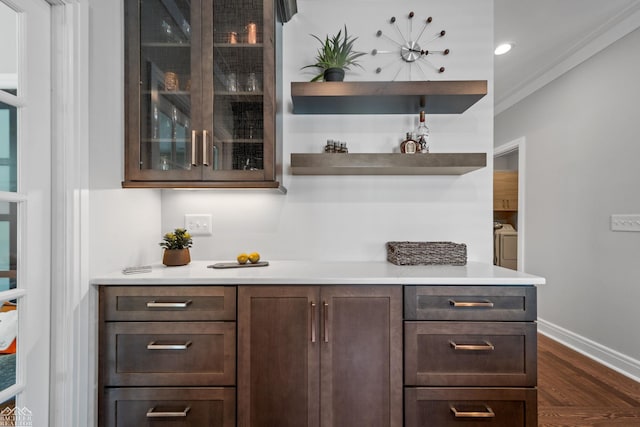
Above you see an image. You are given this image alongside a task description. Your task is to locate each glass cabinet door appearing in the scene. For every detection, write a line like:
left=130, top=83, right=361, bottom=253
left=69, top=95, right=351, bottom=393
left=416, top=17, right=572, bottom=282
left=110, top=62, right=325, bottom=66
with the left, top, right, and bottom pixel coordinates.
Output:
left=124, top=0, right=277, bottom=186
left=202, top=0, right=275, bottom=181
left=125, top=0, right=200, bottom=181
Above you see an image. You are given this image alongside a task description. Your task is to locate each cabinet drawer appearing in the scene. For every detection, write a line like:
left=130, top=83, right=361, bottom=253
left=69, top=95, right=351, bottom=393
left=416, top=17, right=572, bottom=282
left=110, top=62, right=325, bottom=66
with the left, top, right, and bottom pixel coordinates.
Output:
left=404, top=286, right=536, bottom=321
left=405, top=387, right=537, bottom=427
left=103, top=387, right=235, bottom=427
left=404, top=322, right=536, bottom=386
left=103, top=322, right=236, bottom=386
left=101, top=286, right=236, bottom=321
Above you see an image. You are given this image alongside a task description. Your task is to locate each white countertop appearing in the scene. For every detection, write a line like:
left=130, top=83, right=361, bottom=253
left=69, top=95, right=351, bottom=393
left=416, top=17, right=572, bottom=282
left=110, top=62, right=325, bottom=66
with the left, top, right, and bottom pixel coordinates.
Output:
left=91, top=261, right=545, bottom=286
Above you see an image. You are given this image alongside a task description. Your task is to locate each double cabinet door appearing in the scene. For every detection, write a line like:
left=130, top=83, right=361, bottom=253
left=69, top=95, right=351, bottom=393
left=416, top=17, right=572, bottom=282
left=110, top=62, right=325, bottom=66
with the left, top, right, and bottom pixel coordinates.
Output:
left=237, top=286, right=403, bottom=427
left=493, top=170, right=518, bottom=211
left=124, top=0, right=276, bottom=186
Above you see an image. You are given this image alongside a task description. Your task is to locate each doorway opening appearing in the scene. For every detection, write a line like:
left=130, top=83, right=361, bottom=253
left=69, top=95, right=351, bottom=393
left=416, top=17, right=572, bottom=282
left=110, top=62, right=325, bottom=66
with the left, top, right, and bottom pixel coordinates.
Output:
left=494, top=137, right=526, bottom=271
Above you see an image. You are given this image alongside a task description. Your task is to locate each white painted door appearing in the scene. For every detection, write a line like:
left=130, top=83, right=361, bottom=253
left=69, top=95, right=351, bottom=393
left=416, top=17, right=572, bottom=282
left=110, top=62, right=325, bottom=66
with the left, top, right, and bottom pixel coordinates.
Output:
left=0, top=0, right=51, bottom=425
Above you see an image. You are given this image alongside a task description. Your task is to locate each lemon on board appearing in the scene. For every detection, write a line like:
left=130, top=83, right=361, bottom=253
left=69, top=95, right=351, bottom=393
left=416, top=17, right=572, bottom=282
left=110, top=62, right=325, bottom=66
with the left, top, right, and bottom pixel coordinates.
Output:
left=248, top=252, right=261, bottom=263
left=237, top=253, right=249, bottom=264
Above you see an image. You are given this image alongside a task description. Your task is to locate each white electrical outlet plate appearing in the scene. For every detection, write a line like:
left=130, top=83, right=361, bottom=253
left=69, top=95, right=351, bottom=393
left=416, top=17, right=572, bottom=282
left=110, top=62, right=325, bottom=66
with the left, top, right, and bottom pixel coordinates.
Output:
left=611, top=214, right=640, bottom=232
left=185, top=214, right=213, bottom=236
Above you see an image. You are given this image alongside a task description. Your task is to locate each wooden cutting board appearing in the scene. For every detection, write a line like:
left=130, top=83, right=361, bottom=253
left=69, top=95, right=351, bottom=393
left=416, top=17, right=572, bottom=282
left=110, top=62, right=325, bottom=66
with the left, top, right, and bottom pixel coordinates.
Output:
left=208, top=261, right=269, bottom=269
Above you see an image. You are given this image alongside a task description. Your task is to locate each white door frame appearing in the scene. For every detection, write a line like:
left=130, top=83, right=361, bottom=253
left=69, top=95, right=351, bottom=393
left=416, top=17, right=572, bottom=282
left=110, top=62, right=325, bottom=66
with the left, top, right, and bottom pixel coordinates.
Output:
left=49, top=1, right=91, bottom=426
left=494, top=137, right=526, bottom=272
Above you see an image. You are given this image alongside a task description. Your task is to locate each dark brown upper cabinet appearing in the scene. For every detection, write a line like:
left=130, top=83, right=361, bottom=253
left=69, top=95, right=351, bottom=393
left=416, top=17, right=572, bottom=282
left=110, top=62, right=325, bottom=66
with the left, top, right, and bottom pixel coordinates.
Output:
left=123, top=0, right=284, bottom=189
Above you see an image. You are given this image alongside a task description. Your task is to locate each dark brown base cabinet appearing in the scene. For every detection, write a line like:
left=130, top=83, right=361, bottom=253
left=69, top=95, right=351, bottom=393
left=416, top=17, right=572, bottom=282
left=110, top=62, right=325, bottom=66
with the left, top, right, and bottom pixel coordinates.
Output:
left=405, top=388, right=537, bottom=427
left=98, top=283, right=537, bottom=427
left=98, top=286, right=237, bottom=427
left=237, top=286, right=403, bottom=427
left=403, top=286, right=538, bottom=427
left=104, top=388, right=235, bottom=427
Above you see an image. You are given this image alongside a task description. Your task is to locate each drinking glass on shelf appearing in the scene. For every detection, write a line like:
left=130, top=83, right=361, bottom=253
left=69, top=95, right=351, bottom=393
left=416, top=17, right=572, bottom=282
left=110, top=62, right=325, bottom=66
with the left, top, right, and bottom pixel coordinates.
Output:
left=226, top=72, right=238, bottom=92
left=159, top=155, right=170, bottom=171
left=245, top=72, right=259, bottom=92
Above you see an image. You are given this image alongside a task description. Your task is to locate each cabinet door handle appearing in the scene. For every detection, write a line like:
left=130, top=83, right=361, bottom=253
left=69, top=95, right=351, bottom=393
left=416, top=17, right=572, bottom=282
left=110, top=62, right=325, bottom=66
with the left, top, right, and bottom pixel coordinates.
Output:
left=449, top=340, right=495, bottom=351
left=449, top=299, right=494, bottom=308
left=310, top=302, right=316, bottom=343
left=146, top=300, right=192, bottom=309
left=191, top=130, right=198, bottom=166
left=450, top=405, right=495, bottom=418
left=146, top=406, right=191, bottom=418
left=202, top=130, right=210, bottom=167
left=323, top=302, right=329, bottom=343
left=147, top=340, right=192, bottom=350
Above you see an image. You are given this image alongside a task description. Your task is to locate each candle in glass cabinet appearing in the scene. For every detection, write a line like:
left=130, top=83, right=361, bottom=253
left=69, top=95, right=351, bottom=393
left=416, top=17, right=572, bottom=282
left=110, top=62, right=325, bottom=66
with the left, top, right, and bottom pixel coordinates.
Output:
left=247, top=22, right=257, bottom=44
left=164, top=72, right=179, bottom=91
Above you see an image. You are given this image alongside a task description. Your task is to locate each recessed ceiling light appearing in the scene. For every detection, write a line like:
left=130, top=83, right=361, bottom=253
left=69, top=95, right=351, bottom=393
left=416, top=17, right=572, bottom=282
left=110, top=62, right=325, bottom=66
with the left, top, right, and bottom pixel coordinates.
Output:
left=494, top=43, right=513, bottom=56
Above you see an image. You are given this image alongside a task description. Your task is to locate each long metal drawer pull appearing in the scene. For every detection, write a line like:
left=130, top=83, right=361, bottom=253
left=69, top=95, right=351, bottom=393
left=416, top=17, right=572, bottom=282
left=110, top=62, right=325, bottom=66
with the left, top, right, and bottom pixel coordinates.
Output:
left=146, top=406, right=191, bottom=418
left=449, top=340, right=495, bottom=351
left=191, top=130, right=198, bottom=166
left=146, top=300, right=193, bottom=309
left=449, top=299, right=494, bottom=308
left=310, top=302, right=316, bottom=343
left=147, top=341, right=192, bottom=350
left=323, top=302, right=329, bottom=343
left=202, top=130, right=210, bottom=167
left=450, top=405, right=495, bottom=418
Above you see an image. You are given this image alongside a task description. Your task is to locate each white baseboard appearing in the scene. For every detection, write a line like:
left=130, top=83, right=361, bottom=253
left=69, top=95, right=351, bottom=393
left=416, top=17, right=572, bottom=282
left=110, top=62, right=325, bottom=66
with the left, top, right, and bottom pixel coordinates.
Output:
left=538, top=318, right=640, bottom=383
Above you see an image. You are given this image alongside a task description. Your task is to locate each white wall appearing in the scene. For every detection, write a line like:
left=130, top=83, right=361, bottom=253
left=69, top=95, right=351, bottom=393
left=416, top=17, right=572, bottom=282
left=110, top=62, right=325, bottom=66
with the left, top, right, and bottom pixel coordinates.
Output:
left=162, top=0, right=494, bottom=263
left=0, top=2, right=17, bottom=88
left=0, top=3, right=16, bottom=74
left=88, top=0, right=161, bottom=277
left=495, top=27, right=640, bottom=363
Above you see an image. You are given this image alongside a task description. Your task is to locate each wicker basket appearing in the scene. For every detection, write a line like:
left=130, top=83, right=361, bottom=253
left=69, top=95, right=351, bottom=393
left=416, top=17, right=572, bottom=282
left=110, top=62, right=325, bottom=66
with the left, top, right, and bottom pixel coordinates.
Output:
left=386, top=241, right=467, bottom=266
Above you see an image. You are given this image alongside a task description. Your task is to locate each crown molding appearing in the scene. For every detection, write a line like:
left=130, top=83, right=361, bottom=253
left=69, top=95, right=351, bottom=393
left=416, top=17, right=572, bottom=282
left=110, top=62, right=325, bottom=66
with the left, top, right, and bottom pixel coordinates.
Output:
left=495, top=3, right=640, bottom=115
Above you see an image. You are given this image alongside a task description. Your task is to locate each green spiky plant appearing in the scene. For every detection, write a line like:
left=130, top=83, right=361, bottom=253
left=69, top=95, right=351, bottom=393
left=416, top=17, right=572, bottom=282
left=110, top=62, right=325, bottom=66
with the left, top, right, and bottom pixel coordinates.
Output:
left=302, top=25, right=366, bottom=82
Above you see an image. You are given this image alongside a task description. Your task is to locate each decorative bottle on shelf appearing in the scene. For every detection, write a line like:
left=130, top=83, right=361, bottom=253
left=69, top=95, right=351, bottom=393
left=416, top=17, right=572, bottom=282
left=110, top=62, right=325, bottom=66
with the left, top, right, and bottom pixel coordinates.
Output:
left=415, top=110, right=430, bottom=153
left=401, top=132, right=417, bottom=154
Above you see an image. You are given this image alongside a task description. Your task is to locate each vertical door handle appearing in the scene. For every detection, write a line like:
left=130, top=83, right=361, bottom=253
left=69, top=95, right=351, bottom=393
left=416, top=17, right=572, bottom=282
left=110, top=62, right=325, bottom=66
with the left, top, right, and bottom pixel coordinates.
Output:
left=310, top=302, right=316, bottom=343
left=191, top=130, right=198, bottom=166
left=323, top=302, right=329, bottom=343
left=202, top=130, right=210, bottom=167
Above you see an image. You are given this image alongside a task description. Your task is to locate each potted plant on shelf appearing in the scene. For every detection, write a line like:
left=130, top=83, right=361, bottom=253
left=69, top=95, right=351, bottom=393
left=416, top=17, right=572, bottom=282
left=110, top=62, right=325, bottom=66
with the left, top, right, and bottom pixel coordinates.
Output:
left=302, top=25, right=366, bottom=82
left=159, top=227, right=193, bottom=266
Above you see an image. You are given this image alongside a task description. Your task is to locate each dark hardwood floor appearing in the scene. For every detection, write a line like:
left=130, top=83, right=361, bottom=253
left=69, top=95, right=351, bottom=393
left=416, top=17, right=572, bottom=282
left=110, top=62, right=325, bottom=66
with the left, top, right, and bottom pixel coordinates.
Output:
left=539, top=333, right=640, bottom=426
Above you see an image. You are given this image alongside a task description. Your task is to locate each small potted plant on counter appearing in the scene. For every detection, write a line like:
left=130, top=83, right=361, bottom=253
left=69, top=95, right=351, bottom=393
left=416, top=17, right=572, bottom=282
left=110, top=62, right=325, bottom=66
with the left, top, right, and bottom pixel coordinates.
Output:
left=303, top=25, right=366, bottom=82
left=160, top=227, right=193, bottom=266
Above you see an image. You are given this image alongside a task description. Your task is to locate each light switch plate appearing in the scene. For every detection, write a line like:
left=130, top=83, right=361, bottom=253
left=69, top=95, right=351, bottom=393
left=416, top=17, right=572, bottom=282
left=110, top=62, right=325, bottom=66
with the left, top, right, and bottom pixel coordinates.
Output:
left=611, top=214, right=640, bottom=232
left=185, top=214, right=213, bottom=236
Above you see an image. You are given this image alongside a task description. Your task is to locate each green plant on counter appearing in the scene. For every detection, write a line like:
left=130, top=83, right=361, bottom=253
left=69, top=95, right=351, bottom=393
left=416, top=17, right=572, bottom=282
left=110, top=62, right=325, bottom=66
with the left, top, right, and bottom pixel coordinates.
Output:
left=159, top=227, right=193, bottom=250
left=302, top=25, right=366, bottom=82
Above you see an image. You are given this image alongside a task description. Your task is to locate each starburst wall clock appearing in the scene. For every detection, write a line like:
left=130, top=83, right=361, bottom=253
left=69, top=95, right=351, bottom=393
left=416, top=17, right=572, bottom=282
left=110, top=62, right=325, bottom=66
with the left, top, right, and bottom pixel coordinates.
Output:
left=371, top=12, right=450, bottom=81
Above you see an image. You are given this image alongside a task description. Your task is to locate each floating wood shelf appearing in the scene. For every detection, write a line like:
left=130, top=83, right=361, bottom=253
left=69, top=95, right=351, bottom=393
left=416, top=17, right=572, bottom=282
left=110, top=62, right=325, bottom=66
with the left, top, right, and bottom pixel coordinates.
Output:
left=290, top=153, right=486, bottom=175
left=291, top=80, right=487, bottom=114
